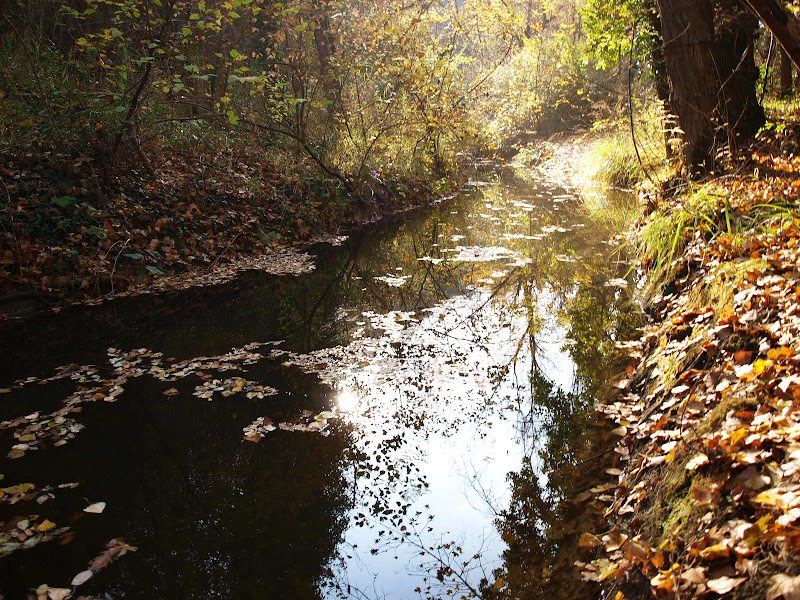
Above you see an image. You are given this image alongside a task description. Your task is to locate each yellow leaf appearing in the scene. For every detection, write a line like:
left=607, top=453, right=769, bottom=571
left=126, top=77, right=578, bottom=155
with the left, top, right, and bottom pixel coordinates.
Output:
left=37, top=519, right=56, bottom=532
left=730, top=427, right=748, bottom=447
left=598, top=560, right=619, bottom=581
left=753, top=358, right=772, bottom=376
left=2, top=483, right=35, bottom=495
left=578, top=532, right=603, bottom=548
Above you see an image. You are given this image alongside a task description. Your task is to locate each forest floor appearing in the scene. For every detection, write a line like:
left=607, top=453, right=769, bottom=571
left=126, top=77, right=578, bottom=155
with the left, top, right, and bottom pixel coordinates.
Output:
left=573, top=124, right=800, bottom=598
left=0, top=144, right=442, bottom=318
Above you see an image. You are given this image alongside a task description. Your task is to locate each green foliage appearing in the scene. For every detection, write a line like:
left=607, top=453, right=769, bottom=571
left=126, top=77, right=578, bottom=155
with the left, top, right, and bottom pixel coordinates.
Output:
left=1, top=0, right=532, bottom=198
left=582, top=0, right=656, bottom=70
left=483, top=11, right=596, bottom=146
left=582, top=102, right=669, bottom=187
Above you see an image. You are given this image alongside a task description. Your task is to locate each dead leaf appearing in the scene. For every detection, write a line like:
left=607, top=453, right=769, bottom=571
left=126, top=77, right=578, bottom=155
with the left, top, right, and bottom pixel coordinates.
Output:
left=83, top=502, right=106, bottom=514
left=681, top=566, right=707, bottom=584
left=706, top=576, right=746, bottom=594
left=686, top=453, right=709, bottom=471
left=692, top=484, right=719, bottom=506
left=37, top=519, right=56, bottom=532
left=71, top=569, right=93, bottom=586
left=578, top=532, right=603, bottom=548
left=767, top=573, right=800, bottom=600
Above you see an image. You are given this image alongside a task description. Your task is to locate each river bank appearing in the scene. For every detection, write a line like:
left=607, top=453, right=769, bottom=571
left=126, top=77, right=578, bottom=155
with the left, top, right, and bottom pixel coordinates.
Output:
left=574, top=142, right=800, bottom=598
left=0, top=147, right=453, bottom=317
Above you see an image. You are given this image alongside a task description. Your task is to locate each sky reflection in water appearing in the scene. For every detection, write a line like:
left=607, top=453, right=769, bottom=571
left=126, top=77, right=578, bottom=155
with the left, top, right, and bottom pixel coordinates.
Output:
left=0, top=169, right=640, bottom=600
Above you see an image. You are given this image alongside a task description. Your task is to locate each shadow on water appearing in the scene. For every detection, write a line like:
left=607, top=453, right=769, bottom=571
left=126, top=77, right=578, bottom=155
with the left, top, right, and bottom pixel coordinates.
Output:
left=0, top=167, right=643, bottom=599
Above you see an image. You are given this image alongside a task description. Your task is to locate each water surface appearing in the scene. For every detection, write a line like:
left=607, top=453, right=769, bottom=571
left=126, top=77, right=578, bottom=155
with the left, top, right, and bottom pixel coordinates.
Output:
left=0, top=168, right=640, bottom=599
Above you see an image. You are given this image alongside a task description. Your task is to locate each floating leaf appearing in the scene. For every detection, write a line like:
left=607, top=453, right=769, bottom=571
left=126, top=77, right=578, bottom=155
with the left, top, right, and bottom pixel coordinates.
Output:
left=37, top=519, right=56, bottom=532
left=71, top=569, right=93, bottom=586
left=84, top=502, right=106, bottom=514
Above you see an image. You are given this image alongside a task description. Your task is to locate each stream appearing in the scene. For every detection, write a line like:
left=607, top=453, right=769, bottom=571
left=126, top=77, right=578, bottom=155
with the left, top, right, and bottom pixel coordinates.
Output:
left=0, top=166, right=641, bottom=599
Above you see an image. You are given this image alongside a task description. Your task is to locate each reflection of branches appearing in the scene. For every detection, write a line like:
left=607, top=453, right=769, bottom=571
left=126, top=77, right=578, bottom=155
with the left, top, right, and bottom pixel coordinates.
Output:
left=459, top=457, right=505, bottom=519
left=296, top=233, right=367, bottom=334
left=400, top=516, right=489, bottom=599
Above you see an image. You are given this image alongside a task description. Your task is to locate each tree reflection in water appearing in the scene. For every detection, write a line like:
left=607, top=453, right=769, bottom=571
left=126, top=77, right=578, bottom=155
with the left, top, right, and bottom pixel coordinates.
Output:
left=0, top=169, right=643, bottom=600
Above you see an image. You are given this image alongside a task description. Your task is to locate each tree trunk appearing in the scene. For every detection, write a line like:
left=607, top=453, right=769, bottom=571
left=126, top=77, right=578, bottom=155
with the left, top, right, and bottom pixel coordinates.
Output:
left=656, top=0, right=719, bottom=171
left=643, top=1, right=674, bottom=157
left=781, top=45, right=793, bottom=96
left=714, top=0, right=765, bottom=148
left=741, top=0, right=800, bottom=70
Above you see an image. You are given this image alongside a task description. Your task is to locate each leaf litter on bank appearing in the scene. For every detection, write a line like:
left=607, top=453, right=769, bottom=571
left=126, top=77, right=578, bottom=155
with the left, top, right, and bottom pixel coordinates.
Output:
left=577, top=174, right=800, bottom=598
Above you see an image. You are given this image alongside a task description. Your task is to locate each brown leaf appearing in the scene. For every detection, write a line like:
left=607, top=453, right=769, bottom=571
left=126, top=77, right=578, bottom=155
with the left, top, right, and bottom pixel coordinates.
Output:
left=681, top=566, right=707, bottom=584
left=767, top=573, right=800, bottom=600
left=692, top=483, right=719, bottom=506
left=578, top=532, right=603, bottom=548
left=706, top=576, right=746, bottom=594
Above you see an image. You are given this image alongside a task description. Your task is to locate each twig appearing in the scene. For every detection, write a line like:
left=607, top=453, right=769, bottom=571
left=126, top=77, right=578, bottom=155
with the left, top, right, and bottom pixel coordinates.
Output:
left=107, top=239, right=131, bottom=296
left=627, top=20, right=656, bottom=188
left=207, top=233, right=241, bottom=271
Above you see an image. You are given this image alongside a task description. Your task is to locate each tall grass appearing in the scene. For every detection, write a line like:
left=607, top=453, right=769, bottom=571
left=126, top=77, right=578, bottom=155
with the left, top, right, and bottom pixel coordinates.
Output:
left=582, top=105, right=670, bottom=189
left=635, top=182, right=800, bottom=297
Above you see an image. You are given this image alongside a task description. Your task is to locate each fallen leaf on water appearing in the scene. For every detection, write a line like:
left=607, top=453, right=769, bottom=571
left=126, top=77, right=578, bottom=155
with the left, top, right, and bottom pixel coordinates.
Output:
left=2, top=482, right=35, bottom=494
left=767, top=573, right=800, bottom=600
left=163, top=388, right=179, bottom=396
left=47, top=588, right=71, bottom=600
left=71, top=569, right=93, bottom=586
left=89, top=538, right=137, bottom=571
left=37, top=519, right=56, bottom=532
left=84, top=502, right=106, bottom=514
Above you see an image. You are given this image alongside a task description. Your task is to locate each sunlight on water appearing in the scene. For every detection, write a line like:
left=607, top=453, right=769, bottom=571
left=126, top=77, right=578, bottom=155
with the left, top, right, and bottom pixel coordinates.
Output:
left=0, top=167, right=640, bottom=600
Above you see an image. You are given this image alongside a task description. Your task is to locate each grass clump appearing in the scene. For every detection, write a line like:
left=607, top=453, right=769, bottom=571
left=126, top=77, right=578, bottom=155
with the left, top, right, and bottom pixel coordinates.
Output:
left=635, top=185, right=724, bottom=294
left=582, top=135, right=646, bottom=188
left=582, top=107, right=669, bottom=189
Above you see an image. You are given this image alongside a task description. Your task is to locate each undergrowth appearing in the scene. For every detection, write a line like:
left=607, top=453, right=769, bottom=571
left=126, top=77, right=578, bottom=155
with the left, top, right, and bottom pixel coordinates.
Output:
left=582, top=105, right=669, bottom=189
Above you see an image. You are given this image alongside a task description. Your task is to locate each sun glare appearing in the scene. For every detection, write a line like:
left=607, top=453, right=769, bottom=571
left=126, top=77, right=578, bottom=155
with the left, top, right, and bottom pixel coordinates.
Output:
left=337, top=389, right=359, bottom=412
